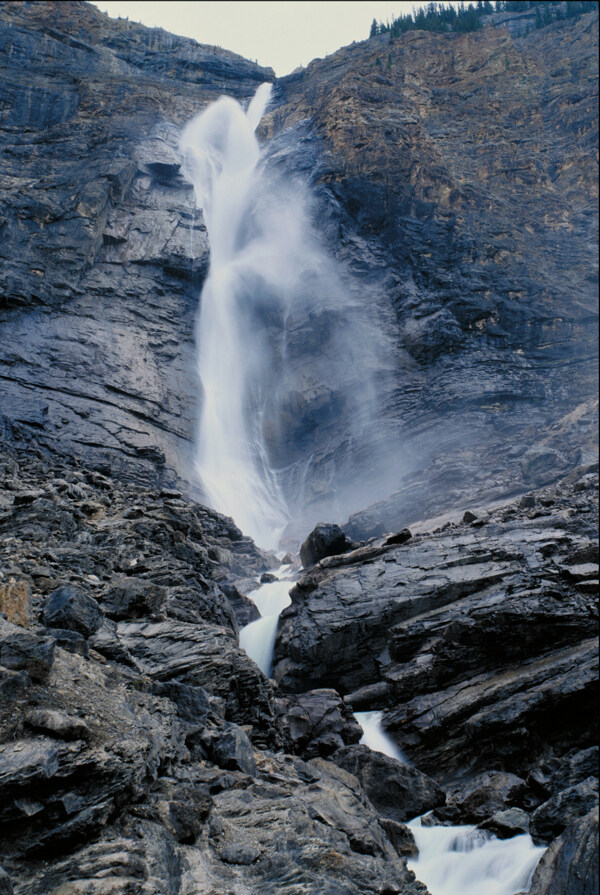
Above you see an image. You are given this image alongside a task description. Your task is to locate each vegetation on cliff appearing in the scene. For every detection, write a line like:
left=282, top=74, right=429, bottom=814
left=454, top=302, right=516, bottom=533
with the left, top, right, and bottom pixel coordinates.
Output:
left=369, top=0, right=599, bottom=38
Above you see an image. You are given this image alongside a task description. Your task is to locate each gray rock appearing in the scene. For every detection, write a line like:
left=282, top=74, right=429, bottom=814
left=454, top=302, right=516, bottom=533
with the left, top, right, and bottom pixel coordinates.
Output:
left=550, top=748, right=599, bottom=793
left=275, top=476, right=599, bottom=781
left=300, top=523, right=356, bottom=568
left=43, top=585, right=103, bottom=638
left=0, top=620, right=55, bottom=680
left=277, top=688, right=362, bottom=759
left=49, top=629, right=89, bottom=658
left=207, top=723, right=257, bottom=776
left=151, top=681, right=211, bottom=727
left=530, top=777, right=599, bottom=844
left=529, top=808, right=599, bottom=895
left=156, top=783, right=212, bottom=844
left=100, top=578, right=166, bottom=620
left=24, top=709, right=90, bottom=741
left=442, top=771, right=527, bottom=824
left=0, top=866, right=13, bottom=895
left=379, top=818, right=418, bottom=858
left=0, top=666, right=30, bottom=700
left=479, top=807, right=530, bottom=838
left=330, top=744, right=445, bottom=824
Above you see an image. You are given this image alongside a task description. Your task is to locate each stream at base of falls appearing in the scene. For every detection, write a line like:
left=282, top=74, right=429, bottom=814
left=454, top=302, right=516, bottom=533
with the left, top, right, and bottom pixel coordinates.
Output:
left=238, top=570, right=545, bottom=895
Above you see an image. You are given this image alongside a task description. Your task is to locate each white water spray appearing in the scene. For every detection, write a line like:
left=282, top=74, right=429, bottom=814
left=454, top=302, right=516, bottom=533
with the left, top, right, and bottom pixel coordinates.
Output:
left=354, top=710, right=408, bottom=763
left=408, top=819, right=544, bottom=895
left=239, top=568, right=293, bottom=675
left=180, top=84, right=289, bottom=550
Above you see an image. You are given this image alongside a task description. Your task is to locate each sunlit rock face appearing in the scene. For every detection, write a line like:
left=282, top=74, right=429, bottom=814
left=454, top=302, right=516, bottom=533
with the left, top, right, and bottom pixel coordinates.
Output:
left=0, top=1, right=597, bottom=540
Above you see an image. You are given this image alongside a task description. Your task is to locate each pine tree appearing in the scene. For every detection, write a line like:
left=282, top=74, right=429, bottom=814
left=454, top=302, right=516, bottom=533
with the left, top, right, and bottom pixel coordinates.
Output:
left=370, top=17, right=379, bottom=37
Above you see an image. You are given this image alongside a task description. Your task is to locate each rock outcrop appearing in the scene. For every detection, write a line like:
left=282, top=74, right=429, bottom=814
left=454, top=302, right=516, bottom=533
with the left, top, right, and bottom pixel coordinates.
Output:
left=0, top=0, right=274, bottom=487
left=0, top=441, right=427, bottom=894
left=274, top=466, right=599, bottom=786
left=266, top=8, right=599, bottom=532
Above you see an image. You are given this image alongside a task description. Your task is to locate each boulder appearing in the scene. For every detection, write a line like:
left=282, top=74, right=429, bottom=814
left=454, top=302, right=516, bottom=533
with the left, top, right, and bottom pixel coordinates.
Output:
left=100, top=578, right=166, bottom=620
left=156, top=783, right=212, bottom=844
left=479, top=807, right=530, bottom=838
left=530, top=777, right=599, bottom=844
left=151, top=681, right=211, bottom=728
left=205, top=722, right=257, bottom=776
left=49, top=629, right=89, bottom=658
left=440, top=771, right=527, bottom=824
left=0, top=620, right=55, bottom=680
left=549, top=748, right=599, bottom=793
left=277, top=688, right=362, bottom=759
left=330, top=743, right=445, bottom=824
left=24, top=709, right=90, bottom=741
left=299, top=523, right=356, bottom=568
left=529, top=808, right=599, bottom=895
left=43, top=585, right=103, bottom=638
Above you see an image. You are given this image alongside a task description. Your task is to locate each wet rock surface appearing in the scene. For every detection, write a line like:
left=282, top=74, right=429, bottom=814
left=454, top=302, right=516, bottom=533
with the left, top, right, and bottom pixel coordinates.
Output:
left=329, top=744, right=445, bottom=825
left=529, top=807, right=599, bottom=895
left=300, top=522, right=358, bottom=568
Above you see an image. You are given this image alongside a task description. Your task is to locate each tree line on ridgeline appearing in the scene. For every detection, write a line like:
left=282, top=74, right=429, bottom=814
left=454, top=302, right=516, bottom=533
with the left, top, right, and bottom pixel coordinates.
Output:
left=369, top=1, right=599, bottom=38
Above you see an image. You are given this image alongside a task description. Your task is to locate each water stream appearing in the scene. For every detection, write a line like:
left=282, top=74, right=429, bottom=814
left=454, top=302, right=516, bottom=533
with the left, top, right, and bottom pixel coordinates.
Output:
left=239, top=566, right=294, bottom=676
left=408, top=820, right=545, bottom=895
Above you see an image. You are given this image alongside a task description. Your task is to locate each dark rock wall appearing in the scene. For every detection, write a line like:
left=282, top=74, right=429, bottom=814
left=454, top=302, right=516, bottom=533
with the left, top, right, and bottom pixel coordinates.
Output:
left=0, top=0, right=273, bottom=487
left=0, top=0, right=597, bottom=534
left=266, top=10, right=598, bottom=532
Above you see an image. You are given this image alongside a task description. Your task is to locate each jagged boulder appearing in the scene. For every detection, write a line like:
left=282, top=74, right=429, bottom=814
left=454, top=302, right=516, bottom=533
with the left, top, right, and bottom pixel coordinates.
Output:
left=529, top=808, right=599, bottom=895
left=530, top=778, right=599, bottom=845
left=299, top=523, right=356, bottom=568
left=43, top=585, right=103, bottom=638
left=276, top=689, right=362, bottom=758
left=330, top=744, right=445, bottom=824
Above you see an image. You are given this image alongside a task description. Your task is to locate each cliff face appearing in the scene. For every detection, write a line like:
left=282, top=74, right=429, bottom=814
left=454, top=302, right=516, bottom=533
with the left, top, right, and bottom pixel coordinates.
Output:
left=0, top=0, right=273, bottom=485
left=0, top=5, right=598, bottom=893
left=266, top=11, right=598, bottom=532
left=0, top=1, right=596, bottom=535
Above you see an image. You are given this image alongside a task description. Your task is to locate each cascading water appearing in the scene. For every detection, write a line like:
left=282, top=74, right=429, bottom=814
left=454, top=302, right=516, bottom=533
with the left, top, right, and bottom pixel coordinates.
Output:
left=408, top=819, right=545, bottom=895
left=180, top=83, right=399, bottom=550
left=180, top=83, right=289, bottom=551
left=239, top=566, right=294, bottom=675
left=354, top=710, right=408, bottom=763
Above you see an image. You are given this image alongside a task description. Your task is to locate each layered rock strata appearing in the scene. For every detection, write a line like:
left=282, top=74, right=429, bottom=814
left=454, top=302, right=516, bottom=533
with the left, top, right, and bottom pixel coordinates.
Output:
left=274, top=466, right=599, bottom=784
left=0, top=441, right=427, bottom=894
left=0, top=2, right=597, bottom=535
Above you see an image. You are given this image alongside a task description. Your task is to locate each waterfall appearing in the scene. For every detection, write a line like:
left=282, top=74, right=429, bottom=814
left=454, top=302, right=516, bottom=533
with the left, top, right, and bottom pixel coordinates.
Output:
left=408, top=819, right=545, bottom=895
left=179, top=83, right=289, bottom=551
left=239, top=568, right=294, bottom=675
left=354, top=710, right=408, bottom=763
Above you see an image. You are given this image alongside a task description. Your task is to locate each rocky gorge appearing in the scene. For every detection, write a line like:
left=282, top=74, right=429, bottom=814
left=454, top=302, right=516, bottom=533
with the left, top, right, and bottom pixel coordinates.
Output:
left=0, top=2, right=598, bottom=893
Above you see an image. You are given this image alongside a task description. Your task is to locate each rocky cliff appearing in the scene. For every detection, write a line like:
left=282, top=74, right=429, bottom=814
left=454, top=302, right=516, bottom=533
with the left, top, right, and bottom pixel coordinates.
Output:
left=0, top=1, right=597, bottom=533
left=0, top=0, right=274, bottom=487
left=0, top=3, right=598, bottom=893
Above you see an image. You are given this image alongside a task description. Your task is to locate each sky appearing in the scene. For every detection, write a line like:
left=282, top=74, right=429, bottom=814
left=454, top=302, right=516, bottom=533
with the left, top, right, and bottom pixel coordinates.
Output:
left=91, top=2, right=457, bottom=77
